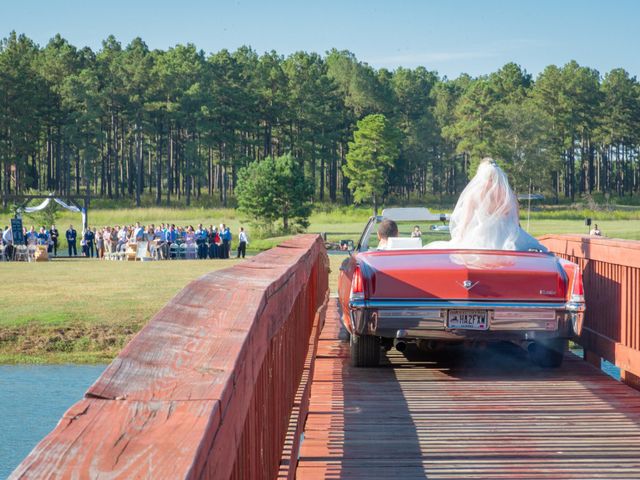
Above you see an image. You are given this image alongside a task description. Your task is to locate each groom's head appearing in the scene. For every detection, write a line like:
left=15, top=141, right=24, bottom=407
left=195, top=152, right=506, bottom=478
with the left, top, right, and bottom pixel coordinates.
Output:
left=377, top=219, right=399, bottom=247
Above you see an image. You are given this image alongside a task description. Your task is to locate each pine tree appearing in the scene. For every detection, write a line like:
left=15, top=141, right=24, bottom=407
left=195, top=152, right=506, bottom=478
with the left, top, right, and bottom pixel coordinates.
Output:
left=343, top=114, right=400, bottom=215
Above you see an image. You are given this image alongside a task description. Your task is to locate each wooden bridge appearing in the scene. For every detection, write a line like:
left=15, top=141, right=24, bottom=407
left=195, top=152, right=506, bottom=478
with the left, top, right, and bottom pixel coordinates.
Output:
left=10, top=235, right=640, bottom=479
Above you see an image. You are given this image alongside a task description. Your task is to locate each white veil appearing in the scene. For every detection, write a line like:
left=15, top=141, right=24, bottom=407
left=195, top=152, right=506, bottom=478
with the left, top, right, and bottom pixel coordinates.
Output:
left=426, top=158, right=546, bottom=251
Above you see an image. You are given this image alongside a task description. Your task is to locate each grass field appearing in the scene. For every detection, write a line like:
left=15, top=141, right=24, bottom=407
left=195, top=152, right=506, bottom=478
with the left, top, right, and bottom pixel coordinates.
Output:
left=0, top=259, right=242, bottom=363
left=2, top=204, right=640, bottom=364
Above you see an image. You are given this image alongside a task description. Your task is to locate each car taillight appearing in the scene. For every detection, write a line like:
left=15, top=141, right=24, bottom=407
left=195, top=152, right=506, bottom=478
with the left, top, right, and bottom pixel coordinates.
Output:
left=351, top=265, right=365, bottom=298
left=557, top=272, right=567, bottom=299
left=571, top=268, right=584, bottom=303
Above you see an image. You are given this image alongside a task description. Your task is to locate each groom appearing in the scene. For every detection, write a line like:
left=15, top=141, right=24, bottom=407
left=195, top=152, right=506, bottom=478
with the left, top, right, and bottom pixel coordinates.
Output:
left=66, top=224, right=77, bottom=256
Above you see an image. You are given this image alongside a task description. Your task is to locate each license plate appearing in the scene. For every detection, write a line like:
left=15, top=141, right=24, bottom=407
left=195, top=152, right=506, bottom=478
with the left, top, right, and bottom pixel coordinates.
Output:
left=447, top=310, right=489, bottom=330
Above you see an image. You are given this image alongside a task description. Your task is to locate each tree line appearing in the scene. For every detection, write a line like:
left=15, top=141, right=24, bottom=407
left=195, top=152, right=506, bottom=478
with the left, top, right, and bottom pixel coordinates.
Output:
left=1, top=31, right=639, bottom=209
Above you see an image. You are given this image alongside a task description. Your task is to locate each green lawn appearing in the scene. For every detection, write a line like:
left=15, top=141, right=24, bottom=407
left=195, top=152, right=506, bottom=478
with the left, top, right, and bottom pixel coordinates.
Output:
left=0, top=258, right=242, bottom=363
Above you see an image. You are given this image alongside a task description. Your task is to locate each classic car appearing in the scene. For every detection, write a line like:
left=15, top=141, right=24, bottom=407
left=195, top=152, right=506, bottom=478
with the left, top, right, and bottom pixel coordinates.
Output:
left=337, top=208, right=585, bottom=368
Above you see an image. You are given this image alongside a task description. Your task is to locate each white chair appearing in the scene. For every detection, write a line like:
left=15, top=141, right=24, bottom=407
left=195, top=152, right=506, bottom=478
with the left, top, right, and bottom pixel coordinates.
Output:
left=185, top=242, right=197, bottom=260
left=27, top=244, right=37, bottom=262
left=135, top=241, right=149, bottom=261
left=15, top=245, right=29, bottom=262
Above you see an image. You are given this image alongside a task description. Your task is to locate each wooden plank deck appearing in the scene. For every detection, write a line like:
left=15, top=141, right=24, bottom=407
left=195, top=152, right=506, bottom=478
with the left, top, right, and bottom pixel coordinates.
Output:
left=296, top=299, right=640, bottom=479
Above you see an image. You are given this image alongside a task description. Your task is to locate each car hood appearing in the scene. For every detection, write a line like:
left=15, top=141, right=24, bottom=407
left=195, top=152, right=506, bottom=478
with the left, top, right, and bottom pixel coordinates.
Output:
left=358, top=249, right=567, bottom=302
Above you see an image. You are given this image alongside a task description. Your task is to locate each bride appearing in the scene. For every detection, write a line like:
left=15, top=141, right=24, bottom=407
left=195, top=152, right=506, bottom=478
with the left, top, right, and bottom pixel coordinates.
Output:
left=425, top=157, right=547, bottom=251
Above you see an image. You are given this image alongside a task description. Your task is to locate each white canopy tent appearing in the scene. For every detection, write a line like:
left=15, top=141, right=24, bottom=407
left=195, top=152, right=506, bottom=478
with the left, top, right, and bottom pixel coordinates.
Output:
left=17, top=196, right=87, bottom=232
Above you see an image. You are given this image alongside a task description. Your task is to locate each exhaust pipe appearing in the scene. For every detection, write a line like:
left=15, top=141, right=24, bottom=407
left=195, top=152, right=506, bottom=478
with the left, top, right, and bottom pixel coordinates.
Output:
left=525, top=341, right=536, bottom=354
left=394, top=339, right=407, bottom=352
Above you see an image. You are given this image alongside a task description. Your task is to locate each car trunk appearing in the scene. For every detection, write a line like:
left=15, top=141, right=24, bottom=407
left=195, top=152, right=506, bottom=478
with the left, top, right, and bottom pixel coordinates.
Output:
left=361, top=249, right=567, bottom=302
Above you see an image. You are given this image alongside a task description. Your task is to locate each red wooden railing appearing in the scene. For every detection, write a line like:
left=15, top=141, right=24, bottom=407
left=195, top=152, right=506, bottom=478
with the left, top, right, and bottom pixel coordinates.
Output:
left=11, top=234, right=329, bottom=480
left=540, top=234, right=640, bottom=389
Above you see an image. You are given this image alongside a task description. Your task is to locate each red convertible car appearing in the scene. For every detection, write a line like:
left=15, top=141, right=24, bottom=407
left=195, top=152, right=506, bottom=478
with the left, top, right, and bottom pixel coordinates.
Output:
left=338, top=208, right=585, bottom=368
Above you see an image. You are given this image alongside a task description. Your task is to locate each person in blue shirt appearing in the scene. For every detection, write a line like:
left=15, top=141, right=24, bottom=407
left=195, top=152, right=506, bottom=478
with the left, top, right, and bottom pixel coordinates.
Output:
left=37, top=226, right=49, bottom=246
left=220, top=224, right=232, bottom=259
left=26, top=226, right=37, bottom=245
left=66, top=225, right=77, bottom=256
left=167, top=225, right=177, bottom=243
left=165, top=224, right=177, bottom=259
left=133, top=222, right=145, bottom=242
left=195, top=224, right=207, bottom=259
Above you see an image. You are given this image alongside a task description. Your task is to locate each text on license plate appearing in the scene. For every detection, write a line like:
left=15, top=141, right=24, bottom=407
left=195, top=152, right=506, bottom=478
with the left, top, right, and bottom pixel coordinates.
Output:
left=447, top=310, right=489, bottom=330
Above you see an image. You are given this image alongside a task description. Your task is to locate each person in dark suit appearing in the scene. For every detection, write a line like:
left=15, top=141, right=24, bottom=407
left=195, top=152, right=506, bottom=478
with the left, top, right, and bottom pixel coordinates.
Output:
left=195, top=224, right=207, bottom=259
left=50, top=224, right=59, bottom=256
left=66, top=225, right=77, bottom=256
left=84, top=227, right=95, bottom=258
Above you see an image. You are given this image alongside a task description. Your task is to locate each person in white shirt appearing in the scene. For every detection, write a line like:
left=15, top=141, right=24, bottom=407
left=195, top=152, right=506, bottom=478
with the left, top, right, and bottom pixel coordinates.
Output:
left=117, top=226, right=129, bottom=252
left=2, top=227, right=14, bottom=259
left=237, top=227, right=248, bottom=258
left=590, top=224, right=602, bottom=236
left=376, top=220, right=398, bottom=250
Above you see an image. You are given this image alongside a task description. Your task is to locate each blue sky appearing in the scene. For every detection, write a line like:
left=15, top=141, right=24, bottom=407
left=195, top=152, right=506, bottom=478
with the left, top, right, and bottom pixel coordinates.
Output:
left=2, top=0, right=639, bottom=78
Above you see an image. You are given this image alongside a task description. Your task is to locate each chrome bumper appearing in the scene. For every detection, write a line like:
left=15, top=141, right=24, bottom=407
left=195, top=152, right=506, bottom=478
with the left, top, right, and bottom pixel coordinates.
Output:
left=348, top=299, right=585, bottom=339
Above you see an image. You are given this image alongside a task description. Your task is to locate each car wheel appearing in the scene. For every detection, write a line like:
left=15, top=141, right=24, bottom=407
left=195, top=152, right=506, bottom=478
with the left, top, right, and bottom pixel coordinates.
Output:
left=529, top=338, right=567, bottom=368
left=350, top=334, right=380, bottom=367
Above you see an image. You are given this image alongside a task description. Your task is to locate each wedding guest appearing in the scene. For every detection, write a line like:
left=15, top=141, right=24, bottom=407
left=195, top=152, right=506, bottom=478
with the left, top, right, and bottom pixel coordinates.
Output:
left=221, top=224, right=231, bottom=259
left=590, top=224, right=602, bottom=236
left=84, top=227, right=95, bottom=258
left=96, top=228, right=104, bottom=259
left=134, top=222, right=145, bottom=241
left=195, top=224, right=207, bottom=259
left=237, top=227, right=248, bottom=259
left=26, top=226, right=37, bottom=245
left=109, top=225, right=117, bottom=253
left=116, top=226, right=128, bottom=252
left=37, top=226, right=49, bottom=246
left=207, top=225, right=219, bottom=259
left=2, top=227, right=14, bottom=260
left=145, top=225, right=156, bottom=242
left=66, top=224, right=77, bottom=256
left=50, top=224, right=59, bottom=255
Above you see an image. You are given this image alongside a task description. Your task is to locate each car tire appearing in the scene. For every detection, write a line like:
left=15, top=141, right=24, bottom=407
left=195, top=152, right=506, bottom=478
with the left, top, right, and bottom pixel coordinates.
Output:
left=350, top=334, right=380, bottom=367
left=529, top=338, right=567, bottom=368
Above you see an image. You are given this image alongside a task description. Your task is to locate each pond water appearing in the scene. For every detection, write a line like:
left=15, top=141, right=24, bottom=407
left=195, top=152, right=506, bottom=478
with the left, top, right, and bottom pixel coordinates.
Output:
left=0, top=365, right=105, bottom=479
left=570, top=346, right=621, bottom=380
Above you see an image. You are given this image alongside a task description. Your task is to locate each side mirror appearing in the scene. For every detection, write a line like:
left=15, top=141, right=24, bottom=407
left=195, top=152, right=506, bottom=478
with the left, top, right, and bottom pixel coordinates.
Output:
left=340, top=239, right=355, bottom=254
left=348, top=240, right=355, bottom=252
